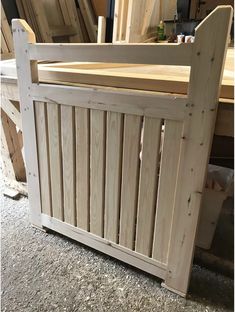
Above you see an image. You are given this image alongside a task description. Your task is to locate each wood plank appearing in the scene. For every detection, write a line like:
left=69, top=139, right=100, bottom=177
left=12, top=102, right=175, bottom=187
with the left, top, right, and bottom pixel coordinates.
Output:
left=12, top=19, right=42, bottom=226
left=38, top=61, right=233, bottom=100
left=90, top=109, right=105, bottom=236
left=75, top=107, right=90, bottom=231
left=164, top=6, right=233, bottom=295
left=104, top=112, right=123, bottom=242
left=59, top=0, right=84, bottom=43
left=50, top=25, right=76, bottom=37
left=1, top=98, right=22, bottom=130
left=1, top=106, right=26, bottom=182
left=35, top=102, right=51, bottom=216
left=1, top=4, right=14, bottom=52
left=119, top=114, right=141, bottom=249
left=16, top=0, right=27, bottom=20
left=152, top=120, right=183, bottom=263
left=0, top=115, right=17, bottom=182
left=135, top=117, right=162, bottom=256
left=31, top=83, right=186, bottom=121
left=79, top=0, right=97, bottom=42
left=31, top=0, right=52, bottom=42
left=28, top=43, right=193, bottom=66
left=47, top=103, right=63, bottom=220
left=97, top=16, right=106, bottom=43
left=41, top=213, right=167, bottom=279
left=1, top=32, right=8, bottom=53
left=61, top=105, right=76, bottom=226
left=77, top=7, right=90, bottom=42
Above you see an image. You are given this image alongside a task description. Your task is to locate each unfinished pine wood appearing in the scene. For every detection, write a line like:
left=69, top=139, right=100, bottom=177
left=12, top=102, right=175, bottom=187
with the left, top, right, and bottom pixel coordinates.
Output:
left=164, top=6, right=233, bottom=295
left=61, top=105, right=76, bottom=226
left=35, top=102, right=51, bottom=216
left=47, top=103, right=63, bottom=220
left=1, top=109, right=26, bottom=181
left=1, top=3, right=14, bottom=59
left=90, top=110, right=105, bottom=236
left=41, top=213, right=167, bottom=279
left=1, top=98, right=22, bottom=131
left=75, top=107, right=90, bottom=230
left=59, top=0, right=84, bottom=43
left=30, top=83, right=186, bottom=121
left=135, top=117, right=162, bottom=256
left=1, top=4, right=14, bottom=52
left=79, top=0, right=97, bottom=42
left=152, top=120, right=183, bottom=263
left=104, top=112, right=123, bottom=242
left=13, top=7, right=232, bottom=297
left=36, top=47, right=233, bottom=99
left=31, top=0, right=52, bottom=43
left=119, top=115, right=141, bottom=249
left=0, top=119, right=16, bottom=182
left=29, top=43, right=193, bottom=66
left=12, top=19, right=42, bottom=227
left=1, top=32, right=8, bottom=53
left=97, top=16, right=106, bottom=43
left=113, top=0, right=161, bottom=43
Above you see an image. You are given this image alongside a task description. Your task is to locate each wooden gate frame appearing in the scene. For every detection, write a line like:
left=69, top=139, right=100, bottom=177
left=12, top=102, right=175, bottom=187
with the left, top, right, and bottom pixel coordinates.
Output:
left=12, top=6, right=232, bottom=297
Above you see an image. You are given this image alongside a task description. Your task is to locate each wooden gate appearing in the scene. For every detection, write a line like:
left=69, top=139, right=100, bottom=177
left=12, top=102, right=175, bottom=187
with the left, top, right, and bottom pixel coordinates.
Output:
left=13, top=6, right=232, bottom=296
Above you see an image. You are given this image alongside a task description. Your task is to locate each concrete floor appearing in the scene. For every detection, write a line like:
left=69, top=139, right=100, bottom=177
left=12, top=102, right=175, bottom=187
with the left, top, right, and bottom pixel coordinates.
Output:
left=1, top=178, right=234, bottom=311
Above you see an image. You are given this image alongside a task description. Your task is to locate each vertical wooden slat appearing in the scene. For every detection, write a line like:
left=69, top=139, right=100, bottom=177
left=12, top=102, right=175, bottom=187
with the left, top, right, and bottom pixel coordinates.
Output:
left=152, top=120, right=183, bottom=263
left=135, top=117, right=161, bottom=256
left=104, top=112, right=123, bottom=242
left=61, top=105, right=76, bottom=226
left=119, top=114, right=141, bottom=249
left=47, top=103, right=63, bottom=220
left=35, top=102, right=51, bottom=216
left=90, top=109, right=105, bottom=236
left=75, top=107, right=90, bottom=231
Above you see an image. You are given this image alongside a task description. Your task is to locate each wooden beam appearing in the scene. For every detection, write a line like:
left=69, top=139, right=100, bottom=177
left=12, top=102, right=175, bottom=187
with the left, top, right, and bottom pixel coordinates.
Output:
left=28, top=42, right=193, bottom=65
left=41, top=213, right=167, bottom=279
left=30, top=83, right=187, bottom=121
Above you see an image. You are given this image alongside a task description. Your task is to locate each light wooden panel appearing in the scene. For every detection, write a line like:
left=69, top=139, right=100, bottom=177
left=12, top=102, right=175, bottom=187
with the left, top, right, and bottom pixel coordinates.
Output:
left=152, top=120, right=183, bottom=263
left=90, top=109, right=106, bottom=236
left=29, top=43, right=193, bottom=66
left=35, top=102, right=51, bottom=216
left=61, top=105, right=76, bottom=226
left=75, top=107, right=90, bottom=230
left=47, top=103, right=63, bottom=220
left=135, top=117, right=162, bottom=256
left=119, top=115, right=141, bottom=249
left=104, top=112, right=123, bottom=242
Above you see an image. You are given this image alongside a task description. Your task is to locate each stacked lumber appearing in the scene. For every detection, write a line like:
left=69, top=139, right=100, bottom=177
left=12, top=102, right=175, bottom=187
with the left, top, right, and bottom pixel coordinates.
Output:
left=1, top=4, right=14, bottom=59
left=15, top=0, right=100, bottom=43
left=113, top=0, right=177, bottom=43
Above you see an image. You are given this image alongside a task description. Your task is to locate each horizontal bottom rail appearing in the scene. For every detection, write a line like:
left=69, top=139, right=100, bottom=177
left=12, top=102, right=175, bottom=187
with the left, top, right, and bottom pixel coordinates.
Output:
left=41, top=214, right=167, bottom=280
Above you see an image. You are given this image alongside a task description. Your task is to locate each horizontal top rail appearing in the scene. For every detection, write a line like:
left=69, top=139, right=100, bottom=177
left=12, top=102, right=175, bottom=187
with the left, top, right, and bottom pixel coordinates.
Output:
left=28, top=43, right=193, bottom=66
left=30, top=83, right=187, bottom=120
